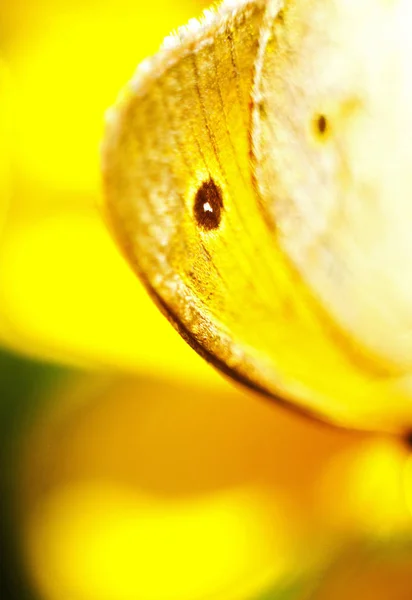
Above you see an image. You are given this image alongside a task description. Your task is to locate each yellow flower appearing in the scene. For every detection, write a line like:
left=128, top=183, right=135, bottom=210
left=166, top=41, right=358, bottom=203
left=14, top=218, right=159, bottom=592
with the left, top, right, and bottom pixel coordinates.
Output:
left=1, top=2, right=412, bottom=600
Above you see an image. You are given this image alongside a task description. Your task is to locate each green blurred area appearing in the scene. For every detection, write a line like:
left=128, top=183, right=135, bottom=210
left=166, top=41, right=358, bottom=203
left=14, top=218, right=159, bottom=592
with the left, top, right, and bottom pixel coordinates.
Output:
left=0, top=349, right=70, bottom=600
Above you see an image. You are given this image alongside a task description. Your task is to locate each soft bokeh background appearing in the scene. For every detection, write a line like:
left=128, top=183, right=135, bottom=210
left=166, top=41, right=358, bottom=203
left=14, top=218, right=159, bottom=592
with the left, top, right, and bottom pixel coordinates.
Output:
left=2, top=1, right=412, bottom=599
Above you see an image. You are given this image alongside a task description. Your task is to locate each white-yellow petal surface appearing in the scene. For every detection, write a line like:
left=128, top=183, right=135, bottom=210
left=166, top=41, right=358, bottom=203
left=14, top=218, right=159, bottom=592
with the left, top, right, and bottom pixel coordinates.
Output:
left=103, top=0, right=412, bottom=432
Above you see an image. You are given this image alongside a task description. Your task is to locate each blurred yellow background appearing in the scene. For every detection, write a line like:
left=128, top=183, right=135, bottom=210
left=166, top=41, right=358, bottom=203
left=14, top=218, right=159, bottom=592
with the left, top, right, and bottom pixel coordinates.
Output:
left=0, top=0, right=218, bottom=381
left=1, top=1, right=412, bottom=600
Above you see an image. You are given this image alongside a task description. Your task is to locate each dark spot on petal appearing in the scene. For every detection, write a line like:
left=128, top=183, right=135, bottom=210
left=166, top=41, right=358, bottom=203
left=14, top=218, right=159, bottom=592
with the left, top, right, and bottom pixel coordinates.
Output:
left=258, top=100, right=267, bottom=119
left=193, top=178, right=223, bottom=231
left=313, top=113, right=329, bottom=139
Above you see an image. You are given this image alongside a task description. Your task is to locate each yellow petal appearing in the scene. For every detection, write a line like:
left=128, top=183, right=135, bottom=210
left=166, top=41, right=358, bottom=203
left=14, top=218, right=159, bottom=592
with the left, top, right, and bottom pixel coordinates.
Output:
left=102, top=0, right=412, bottom=432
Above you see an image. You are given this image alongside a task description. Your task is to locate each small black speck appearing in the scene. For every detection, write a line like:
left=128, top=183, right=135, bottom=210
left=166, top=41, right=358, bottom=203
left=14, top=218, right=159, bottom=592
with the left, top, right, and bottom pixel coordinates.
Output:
left=193, top=178, right=223, bottom=231
left=315, top=114, right=328, bottom=136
